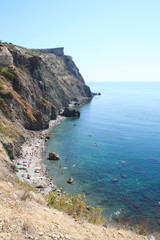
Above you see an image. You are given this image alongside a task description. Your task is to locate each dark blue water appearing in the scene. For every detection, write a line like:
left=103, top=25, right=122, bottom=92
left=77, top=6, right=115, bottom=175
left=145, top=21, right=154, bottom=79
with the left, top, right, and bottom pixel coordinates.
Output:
left=45, top=82, right=160, bottom=231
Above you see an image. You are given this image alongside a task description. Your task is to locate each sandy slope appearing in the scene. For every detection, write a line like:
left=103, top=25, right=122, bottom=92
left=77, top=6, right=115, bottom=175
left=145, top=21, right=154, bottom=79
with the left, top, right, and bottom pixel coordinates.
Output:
left=0, top=179, right=151, bottom=240
left=0, top=128, right=155, bottom=240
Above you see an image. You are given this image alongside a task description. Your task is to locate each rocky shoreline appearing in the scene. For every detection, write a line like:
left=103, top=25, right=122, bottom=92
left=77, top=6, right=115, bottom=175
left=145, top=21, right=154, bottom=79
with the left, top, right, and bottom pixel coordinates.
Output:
left=14, top=97, right=92, bottom=194
left=15, top=115, right=66, bottom=194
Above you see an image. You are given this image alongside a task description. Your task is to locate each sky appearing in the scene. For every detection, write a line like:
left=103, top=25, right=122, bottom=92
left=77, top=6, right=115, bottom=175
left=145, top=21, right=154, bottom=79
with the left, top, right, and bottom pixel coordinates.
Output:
left=0, top=0, right=160, bottom=82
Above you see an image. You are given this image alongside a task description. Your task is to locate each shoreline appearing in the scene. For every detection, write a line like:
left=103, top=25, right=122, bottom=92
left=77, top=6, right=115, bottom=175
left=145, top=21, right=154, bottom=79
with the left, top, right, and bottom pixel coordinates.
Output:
left=15, top=115, right=66, bottom=194
left=14, top=113, right=159, bottom=238
left=15, top=98, right=90, bottom=194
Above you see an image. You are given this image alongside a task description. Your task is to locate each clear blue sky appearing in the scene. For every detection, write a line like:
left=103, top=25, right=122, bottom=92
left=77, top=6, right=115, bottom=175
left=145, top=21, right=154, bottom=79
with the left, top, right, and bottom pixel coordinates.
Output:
left=1, top=0, right=160, bottom=82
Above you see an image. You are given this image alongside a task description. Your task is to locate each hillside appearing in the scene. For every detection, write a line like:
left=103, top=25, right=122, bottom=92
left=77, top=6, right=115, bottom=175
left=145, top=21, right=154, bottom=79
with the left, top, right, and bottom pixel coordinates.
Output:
left=0, top=144, right=150, bottom=240
left=0, top=42, right=153, bottom=240
left=0, top=42, right=92, bottom=159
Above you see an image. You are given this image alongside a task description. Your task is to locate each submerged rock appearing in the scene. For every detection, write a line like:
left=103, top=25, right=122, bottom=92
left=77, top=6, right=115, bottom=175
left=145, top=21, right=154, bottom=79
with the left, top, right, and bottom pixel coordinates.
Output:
left=121, top=174, right=127, bottom=179
left=133, top=203, right=141, bottom=209
left=49, top=152, right=60, bottom=160
left=111, top=178, right=118, bottom=182
left=67, top=177, right=73, bottom=184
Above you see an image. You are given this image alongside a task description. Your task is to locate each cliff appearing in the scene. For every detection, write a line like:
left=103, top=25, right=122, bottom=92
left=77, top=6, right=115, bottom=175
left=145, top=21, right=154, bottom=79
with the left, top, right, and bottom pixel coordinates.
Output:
left=0, top=43, right=152, bottom=240
left=0, top=42, right=92, bottom=159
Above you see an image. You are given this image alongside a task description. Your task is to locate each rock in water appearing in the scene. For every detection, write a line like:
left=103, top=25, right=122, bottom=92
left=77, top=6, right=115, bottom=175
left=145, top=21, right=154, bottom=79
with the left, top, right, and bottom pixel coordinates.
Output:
left=49, top=152, right=60, bottom=160
left=111, top=178, right=118, bottom=182
left=61, top=107, right=80, bottom=117
left=67, top=177, right=73, bottom=184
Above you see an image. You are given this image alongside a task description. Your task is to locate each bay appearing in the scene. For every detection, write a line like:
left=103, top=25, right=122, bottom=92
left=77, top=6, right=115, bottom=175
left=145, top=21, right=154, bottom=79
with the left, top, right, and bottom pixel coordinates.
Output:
left=45, top=82, right=160, bottom=232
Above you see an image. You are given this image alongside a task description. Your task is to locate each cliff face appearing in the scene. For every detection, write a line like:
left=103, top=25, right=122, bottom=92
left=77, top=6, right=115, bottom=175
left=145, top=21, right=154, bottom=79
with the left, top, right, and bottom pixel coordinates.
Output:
left=0, top=43, right=92, bottom=159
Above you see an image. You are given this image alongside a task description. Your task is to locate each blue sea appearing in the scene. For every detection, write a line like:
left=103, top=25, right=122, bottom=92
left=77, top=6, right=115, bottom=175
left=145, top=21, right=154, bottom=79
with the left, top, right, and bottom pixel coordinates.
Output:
left=45, top=82, right=160, bottom=232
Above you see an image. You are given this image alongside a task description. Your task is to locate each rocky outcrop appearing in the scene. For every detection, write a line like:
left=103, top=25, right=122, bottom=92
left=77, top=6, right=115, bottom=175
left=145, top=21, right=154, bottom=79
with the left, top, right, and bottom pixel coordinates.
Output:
left=61, top=107, right=80, bottom=117
left=0, top=46, right=13, bottom=67
left=37, top=47, right=64, bottom=56
left=49, top=152, right=60, bottom=160
left=0, top=42, right=93, bottom=159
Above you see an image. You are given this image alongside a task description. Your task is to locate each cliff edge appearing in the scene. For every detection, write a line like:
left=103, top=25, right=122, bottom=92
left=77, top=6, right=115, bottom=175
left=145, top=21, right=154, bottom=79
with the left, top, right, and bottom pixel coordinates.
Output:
left=0, top=42, right=92, bottom=159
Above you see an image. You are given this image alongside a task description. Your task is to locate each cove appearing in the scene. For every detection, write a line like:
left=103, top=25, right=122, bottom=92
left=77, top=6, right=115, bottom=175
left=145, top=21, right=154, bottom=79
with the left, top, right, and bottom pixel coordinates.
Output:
left=44, top=82, right=160, bottom=232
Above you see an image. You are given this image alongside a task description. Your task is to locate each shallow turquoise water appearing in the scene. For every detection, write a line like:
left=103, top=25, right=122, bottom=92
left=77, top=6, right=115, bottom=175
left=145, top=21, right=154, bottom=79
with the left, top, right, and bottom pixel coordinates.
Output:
left=45, top=82, right=160, bottom=231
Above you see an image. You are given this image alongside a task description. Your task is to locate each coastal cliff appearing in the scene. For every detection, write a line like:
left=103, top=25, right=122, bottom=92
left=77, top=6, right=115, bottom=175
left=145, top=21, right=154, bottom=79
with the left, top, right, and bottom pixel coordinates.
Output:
left=0, top=42, right=92, bottom=159
left=0, top=42, right=151, bottom=239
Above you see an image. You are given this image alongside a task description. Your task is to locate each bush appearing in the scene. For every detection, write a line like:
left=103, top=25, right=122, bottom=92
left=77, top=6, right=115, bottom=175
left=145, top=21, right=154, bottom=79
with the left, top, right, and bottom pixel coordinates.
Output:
left=0, top=67, right=17, bottom=81
left=26, top=50, right=41, bottom=57
left=0, top=82, right=4, bottom=89
left=46, top=191, right=105, bottom=225
left=41, top=97, right=50, bottom=106
left=0, top=98, right=6, bottom=104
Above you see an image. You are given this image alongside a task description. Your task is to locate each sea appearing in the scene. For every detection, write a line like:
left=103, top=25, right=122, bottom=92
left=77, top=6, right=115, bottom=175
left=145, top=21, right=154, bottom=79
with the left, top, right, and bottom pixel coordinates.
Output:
left=44, top=81, right=160, bottom=232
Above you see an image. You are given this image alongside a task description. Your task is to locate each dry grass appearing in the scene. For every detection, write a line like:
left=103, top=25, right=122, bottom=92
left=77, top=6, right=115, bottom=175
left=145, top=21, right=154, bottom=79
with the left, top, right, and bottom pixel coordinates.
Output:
left=0, top=69, right=38, bottom=122
left=0, top=114, right=22, bottom=140
left=0, top=179, right=149, bottom=240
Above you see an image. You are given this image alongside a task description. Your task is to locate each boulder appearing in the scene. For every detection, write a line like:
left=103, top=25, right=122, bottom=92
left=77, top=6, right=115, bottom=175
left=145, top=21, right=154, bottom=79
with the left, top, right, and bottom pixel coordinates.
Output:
left=111, top=178, right=118, bottom=182
left=61, top=107, right=80, bottom=117
left=28, top=192, right=47, bottom=205
left=0, top=46, right=13, bottom=67
left=49, top=152, right=60, bottom=160
left=33, top=181, right=47, bottom=189
left=45, top=136, right=50, bottom=140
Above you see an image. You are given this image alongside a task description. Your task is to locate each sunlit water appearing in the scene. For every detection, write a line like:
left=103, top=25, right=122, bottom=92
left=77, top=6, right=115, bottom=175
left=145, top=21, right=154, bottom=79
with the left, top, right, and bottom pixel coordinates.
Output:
left=44, top=82, right=160, bottom=232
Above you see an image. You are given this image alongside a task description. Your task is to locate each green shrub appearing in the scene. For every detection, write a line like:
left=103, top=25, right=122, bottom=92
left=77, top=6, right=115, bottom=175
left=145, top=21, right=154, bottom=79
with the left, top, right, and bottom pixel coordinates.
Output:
left=46, top=191, right=105, bottom=225
left=41, top=97, right=50, bottom=106
left=0, top=67, right=17, bottom=81
left=0, top=98, right=6, bottom=104
left=8, top=44, right=15, bottom=51
left=26, top=50, right=41, bottom=57
left=0, top=124, right=4, bottom=133
left=0, top=82, right=4, bottom=89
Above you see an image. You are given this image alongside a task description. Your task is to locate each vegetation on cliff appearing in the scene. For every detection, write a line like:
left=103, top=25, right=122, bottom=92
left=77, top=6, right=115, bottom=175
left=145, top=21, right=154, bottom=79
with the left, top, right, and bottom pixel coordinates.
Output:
left=47, top=191, right=105, bottom=225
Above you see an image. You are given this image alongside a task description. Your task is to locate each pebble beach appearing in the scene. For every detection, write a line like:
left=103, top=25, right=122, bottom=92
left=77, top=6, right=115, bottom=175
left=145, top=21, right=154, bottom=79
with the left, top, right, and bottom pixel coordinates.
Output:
left=15, top=116, right=66, bottom=194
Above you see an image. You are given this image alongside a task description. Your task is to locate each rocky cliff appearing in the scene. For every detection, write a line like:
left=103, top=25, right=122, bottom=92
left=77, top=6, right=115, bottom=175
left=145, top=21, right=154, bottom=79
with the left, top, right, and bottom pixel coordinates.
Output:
left=0, top=43, right=153, bottom=240
left=0, top=42, right=92, bottom=159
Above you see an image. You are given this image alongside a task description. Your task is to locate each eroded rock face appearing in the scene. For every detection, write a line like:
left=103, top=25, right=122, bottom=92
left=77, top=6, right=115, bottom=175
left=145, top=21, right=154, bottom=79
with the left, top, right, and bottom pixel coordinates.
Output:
left=0, top=47, right=13, bottom=67
left=49, top=152, right=60, bottom=160
left=0, top=43, right=93, bottom=159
